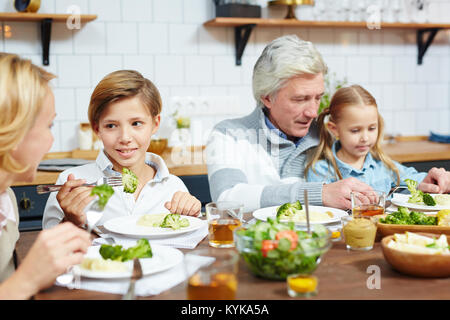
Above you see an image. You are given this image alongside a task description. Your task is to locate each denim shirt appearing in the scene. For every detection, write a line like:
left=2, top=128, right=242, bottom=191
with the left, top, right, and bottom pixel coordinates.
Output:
left=306, top=141, right=427, bottom=195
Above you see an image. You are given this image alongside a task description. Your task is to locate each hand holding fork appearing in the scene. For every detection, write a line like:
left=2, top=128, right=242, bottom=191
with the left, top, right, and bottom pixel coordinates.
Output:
left=43, top=174, right=122, bottom=227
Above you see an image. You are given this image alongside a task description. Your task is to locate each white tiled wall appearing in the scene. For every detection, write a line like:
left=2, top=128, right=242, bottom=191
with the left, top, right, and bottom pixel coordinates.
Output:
left=1, top=0, right=450, bottom=152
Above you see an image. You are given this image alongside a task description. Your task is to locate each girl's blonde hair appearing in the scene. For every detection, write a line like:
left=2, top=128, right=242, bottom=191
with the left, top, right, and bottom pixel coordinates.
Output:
left=0, top=53, right=55, bottom=173
left=88, top=70, right=162, bottom=129
left=305, top=85, right=400, bottom=185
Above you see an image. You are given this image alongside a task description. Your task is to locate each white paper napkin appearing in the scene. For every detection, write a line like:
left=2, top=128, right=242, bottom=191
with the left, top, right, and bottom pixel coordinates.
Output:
left=59, top=253, right=210, bottom=297
left=93, top=220, right=208, bottom=249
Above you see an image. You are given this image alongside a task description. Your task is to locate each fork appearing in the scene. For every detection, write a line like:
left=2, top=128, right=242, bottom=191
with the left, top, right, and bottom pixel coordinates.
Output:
left=36, top=176, right=123, bottom=194
left=387, top=186, right=408, bottom=198
left=122, top=258, right=143, bottom=300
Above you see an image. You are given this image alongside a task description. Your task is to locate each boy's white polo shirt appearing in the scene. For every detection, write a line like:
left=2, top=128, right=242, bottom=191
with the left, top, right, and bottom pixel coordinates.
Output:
left=42, top=150, right=188, bottom=229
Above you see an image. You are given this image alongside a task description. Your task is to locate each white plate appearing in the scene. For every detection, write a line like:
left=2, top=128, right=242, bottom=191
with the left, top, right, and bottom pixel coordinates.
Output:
left=103, top=215, right=205, bottom=239
left=391, top=194, right=450, bottom=212
left=73, top=244, right=183, bottom=279
left=252, top=205, right=348, bottom=225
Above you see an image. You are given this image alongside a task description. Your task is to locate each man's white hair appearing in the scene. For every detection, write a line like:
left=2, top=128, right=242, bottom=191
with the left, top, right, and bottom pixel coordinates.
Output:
left=252, top=34, right=328, bottom=108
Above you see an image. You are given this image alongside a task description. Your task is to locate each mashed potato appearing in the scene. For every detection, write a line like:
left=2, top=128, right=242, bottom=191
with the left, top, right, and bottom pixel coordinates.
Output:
left=137, top=213, right=166, bottom=227
left=281, top=210, right=334, bottom=223
left=81, top=258, right=128, bottom=272
left=435, top=194, right=450, bottom=206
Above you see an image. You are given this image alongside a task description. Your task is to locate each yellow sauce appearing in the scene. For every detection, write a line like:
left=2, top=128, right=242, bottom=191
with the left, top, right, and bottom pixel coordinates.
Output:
left=343, top=218, right=377, bottom=249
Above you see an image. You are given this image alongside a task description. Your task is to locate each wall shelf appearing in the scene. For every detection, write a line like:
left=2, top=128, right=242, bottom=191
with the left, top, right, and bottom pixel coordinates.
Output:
left=204, top=17, right=450, bottom=65
left=0, top=12, right=97, bottom=66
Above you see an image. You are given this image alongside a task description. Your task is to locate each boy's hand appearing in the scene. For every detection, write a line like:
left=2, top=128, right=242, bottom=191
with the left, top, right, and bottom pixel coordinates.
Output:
left=165, top=191, right=201, bottom=216
left=56, top=174, right=96, bottom=226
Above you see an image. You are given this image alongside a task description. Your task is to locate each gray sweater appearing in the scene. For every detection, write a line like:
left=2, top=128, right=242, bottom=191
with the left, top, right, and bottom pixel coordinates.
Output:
left=206, top=107, right=323, bottom=213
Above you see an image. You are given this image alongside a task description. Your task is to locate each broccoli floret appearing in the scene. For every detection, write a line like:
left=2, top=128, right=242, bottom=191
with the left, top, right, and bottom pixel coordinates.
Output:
left=99, top=243, right=123, bottom=261
left=122, top=168, right=138, bottom=193
left=99, top=238, right=152, bottom=262
left=405, top=179, right=424, bottom=204
left=405, top=179, right=437, bottom=206
left=398, top=206, right=410, bottom=215
left=90, top=184, right=114, bottom=210
left=379, top=207, right=437, bottom=226
left=422, top=193, right=436, bottom=206
left=276, top=201, right=302, bottom=220
left=292, top=200, right=302, bottom=210
left=123, top=238, right=153, bottom=261
left=160, top=213, right=190, bottom=230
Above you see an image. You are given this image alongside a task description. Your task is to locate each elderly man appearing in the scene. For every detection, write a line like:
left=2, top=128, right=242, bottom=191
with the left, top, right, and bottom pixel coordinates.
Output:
left=206, top=35, right=450, bottom=212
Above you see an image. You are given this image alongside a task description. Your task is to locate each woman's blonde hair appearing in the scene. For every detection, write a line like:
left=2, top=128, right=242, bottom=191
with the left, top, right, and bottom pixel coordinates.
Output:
left=0, top=53, right=55, bottom=173
left=88, top=70, right=162, bottom=129
left=305, top=85, right=400, bottom=185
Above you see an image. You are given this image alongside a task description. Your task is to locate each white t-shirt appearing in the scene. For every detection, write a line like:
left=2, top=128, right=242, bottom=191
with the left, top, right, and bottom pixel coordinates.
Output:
left=42, top=150, right=188, bottom=229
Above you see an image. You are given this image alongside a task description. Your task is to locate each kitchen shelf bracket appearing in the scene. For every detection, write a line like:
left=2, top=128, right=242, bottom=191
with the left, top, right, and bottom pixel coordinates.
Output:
left=235, top=24, right=255, bottom=66
left=417, top=28, right=440, bottom=65
left=40, top=18, right=52, bottom=66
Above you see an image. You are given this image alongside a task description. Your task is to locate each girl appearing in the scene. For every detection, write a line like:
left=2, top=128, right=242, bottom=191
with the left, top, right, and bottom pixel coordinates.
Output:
left=43, top=70, right=201, bottom=228
left=305, top=85, right=427, bottom=196
left=0, top=53, right=91, bottom=299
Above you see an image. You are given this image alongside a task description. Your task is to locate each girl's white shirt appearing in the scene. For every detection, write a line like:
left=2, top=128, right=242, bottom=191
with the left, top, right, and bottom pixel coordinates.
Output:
left=42, top=150, right=188, bottom=229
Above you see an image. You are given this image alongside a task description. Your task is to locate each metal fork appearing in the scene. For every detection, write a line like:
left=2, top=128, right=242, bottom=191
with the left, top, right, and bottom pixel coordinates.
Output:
left=387, top=186, right=408, bottom=198
left=122, top=258, right=143, bottom=300
left=36, top=176, right=123, bottom=194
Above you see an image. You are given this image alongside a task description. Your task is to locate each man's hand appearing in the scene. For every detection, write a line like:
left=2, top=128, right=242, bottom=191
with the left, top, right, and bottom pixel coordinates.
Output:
left=419, top=167, right=450, bottom=194
left=322, top=177, right=374, bottom=210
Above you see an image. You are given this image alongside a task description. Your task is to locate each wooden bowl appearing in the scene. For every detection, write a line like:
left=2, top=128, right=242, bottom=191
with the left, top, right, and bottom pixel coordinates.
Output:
left=374, top=214, right=450, bottom=237
left=148, top=138, right=168, bottom=155
left=381, top=233, right=450, bottom=278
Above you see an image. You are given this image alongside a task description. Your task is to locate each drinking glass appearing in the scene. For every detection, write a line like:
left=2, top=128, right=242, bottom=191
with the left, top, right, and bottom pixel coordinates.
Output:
left=184, top=248, right=239, bottom=300
left=206, top=201, right=243, bottom=248
left=341, top=215, right=377, bottom=251
left=351, top=190, right=385, bottom=217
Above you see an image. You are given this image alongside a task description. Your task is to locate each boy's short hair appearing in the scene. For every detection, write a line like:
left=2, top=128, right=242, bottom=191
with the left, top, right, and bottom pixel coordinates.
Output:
left=88, top=70, right=162, bottom=128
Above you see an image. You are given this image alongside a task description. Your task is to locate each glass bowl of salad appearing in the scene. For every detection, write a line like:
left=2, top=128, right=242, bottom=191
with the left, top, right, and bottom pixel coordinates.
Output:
left=234, top=218, right=332, bottom=280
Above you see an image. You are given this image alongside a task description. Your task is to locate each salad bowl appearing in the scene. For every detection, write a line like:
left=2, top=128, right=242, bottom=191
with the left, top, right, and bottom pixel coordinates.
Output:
left=234, top=218, right=332, bottom=280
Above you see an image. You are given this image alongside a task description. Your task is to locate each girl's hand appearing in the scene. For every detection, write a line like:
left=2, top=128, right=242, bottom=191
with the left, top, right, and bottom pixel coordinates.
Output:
left=164, top=191, right=201, bottom=216
left=56, top=174, right=96, bottom=226
left=1, top=223, right=91, bottom=299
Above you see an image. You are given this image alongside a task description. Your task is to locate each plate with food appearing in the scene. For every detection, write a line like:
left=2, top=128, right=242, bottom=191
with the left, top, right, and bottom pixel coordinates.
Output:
left=391, top=193, right=450, bottom=211
left=252, top=201, right=348, bottom=225
left=390, top=179, right=450, bottom=211
left=103, top=213, right=206, bottom=238
left=375, top=207, right=450, bottom=237
left=381, top=232, right=450, bottom=277
left=73, top=239, right=183, bottom=279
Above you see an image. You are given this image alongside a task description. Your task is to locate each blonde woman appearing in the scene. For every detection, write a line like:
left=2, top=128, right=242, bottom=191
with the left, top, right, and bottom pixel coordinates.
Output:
left=306, top=85, right=450, bottom=195
left=0, top=53, right=91, bottom=299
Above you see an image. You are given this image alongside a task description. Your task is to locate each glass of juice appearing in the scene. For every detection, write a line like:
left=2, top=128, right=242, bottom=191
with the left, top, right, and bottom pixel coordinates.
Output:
left=184, top=248, right=239, bottom=300
left=351, top=190, right=385, bottom=217
left=206, top=201, right=243, bottom=248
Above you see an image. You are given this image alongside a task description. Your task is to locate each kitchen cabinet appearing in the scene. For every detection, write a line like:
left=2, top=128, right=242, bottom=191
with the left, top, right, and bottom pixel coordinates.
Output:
left=203, top=17, right=450, bottom=65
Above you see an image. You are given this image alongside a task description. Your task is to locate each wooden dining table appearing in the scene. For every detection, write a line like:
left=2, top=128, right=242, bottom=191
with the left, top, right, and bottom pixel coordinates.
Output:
left=15, top=213, right=450, bottom=301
